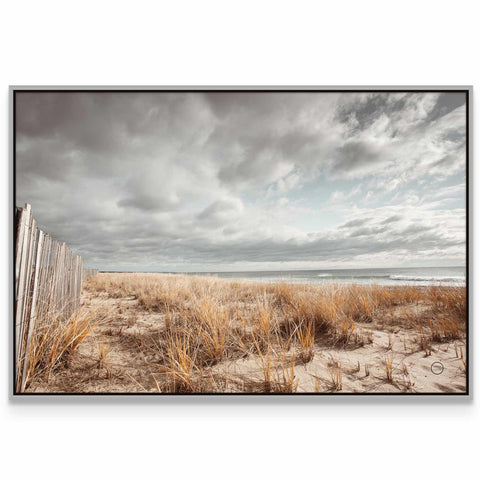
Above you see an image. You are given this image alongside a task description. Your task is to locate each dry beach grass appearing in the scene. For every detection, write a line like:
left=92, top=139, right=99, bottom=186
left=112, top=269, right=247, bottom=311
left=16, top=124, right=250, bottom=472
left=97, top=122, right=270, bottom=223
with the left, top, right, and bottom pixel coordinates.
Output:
left=26, top=273, right=467, bottom=393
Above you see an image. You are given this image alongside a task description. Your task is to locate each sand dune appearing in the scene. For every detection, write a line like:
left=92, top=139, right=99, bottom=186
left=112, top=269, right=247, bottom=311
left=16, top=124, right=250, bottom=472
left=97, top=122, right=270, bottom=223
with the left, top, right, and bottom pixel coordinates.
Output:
left=27, top=273, right=467, bottom=394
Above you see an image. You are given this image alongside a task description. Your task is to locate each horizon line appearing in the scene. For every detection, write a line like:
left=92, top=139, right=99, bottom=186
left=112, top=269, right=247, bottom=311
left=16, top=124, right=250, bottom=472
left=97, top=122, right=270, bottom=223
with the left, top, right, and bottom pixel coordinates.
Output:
left=92, top=265, right=466, bottom=274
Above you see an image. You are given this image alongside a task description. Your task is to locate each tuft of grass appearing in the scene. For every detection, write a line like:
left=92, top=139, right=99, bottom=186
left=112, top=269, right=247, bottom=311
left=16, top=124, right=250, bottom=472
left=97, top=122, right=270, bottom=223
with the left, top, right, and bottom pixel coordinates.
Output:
left=158, top=328, right=199, bottom=393
left=24, top=309, right=94, bottom=388
left=328, top=361, right=342, bottom=391
left=254, top=300, right=275, bottom=345
left=354, top=360, right=361, bottom=373
left=252, top=339, right=298, bottom=392
left=97, top=337, right=111, bottom=378
left=429, top=318, right=460, bottom=342
left=418, top=335, right=432, bottom=356
left=460, top=348, right=466, bottom=373
left=295, top=321, right=315, bottom=364
left=193, top=298, right=230, bottom=366
left=333, top=317, right=356, bottom=346
left=385, top=354, right=394, bottom=383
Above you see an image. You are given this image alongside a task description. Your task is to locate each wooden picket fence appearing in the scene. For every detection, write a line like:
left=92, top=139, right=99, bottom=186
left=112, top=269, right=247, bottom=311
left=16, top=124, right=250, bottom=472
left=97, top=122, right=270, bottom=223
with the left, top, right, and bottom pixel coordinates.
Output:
left=15, top=203, right=88, bottom=392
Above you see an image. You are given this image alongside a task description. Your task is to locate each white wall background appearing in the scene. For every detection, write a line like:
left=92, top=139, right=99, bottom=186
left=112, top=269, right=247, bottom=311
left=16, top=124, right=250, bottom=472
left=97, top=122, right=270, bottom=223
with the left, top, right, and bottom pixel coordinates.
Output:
left=1, top=2, right=478, bottom=479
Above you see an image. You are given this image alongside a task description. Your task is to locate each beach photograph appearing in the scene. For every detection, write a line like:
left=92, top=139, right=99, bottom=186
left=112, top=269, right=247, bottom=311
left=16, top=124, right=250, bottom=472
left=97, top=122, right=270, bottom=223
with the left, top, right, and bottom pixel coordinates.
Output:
left=14, top=89, right=468, bottom=394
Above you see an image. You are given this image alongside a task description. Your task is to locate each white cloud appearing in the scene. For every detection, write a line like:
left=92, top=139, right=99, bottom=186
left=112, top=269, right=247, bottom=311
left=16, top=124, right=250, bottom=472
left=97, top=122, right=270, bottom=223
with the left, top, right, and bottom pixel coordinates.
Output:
left=15, top=91, right=467, bottom=270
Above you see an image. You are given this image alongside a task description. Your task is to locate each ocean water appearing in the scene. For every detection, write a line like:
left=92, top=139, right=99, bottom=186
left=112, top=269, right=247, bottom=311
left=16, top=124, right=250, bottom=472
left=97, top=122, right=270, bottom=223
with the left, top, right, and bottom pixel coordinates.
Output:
left=192, top=266, right=466, bottom=286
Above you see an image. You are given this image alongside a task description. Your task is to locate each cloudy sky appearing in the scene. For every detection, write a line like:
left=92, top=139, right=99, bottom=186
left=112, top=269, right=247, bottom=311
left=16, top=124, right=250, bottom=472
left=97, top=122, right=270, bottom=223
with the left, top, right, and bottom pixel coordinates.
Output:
left=15, top=91, right=467, bottom=271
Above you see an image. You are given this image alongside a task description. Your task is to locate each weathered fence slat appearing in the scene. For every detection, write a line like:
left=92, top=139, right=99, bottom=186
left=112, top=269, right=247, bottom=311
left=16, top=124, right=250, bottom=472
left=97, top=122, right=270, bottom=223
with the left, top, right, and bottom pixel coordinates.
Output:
left=21, top=230, right=44, bottom=392
left=14, top=203, right=92, bottom=393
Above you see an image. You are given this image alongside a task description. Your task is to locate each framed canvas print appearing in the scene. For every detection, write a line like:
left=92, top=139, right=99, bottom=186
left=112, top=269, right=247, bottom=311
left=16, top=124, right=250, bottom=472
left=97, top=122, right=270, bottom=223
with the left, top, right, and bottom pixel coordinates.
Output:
left=12, top=87, right=470, bottom=395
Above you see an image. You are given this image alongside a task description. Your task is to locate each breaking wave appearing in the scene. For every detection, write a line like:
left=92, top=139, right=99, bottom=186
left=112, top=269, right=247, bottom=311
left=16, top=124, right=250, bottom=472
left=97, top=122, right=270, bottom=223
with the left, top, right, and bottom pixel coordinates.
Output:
left=389, top=275, right=465, bottom=283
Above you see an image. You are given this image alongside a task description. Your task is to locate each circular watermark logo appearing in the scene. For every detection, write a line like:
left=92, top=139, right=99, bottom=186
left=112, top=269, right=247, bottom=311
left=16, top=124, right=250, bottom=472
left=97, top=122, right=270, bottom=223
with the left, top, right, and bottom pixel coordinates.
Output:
left=431, top=362, right=444, bottom=375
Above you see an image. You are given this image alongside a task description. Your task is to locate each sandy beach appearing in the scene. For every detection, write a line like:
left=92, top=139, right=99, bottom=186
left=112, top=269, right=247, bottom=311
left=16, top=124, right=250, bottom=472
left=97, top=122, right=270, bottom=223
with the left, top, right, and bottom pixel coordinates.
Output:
left=26, top=273, right=467, bottom=394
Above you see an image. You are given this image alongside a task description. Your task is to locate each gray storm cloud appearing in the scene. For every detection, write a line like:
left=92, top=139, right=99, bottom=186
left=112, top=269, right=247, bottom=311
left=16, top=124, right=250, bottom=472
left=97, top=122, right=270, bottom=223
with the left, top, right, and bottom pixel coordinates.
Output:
left=15, top=91, right=467, bottom=271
